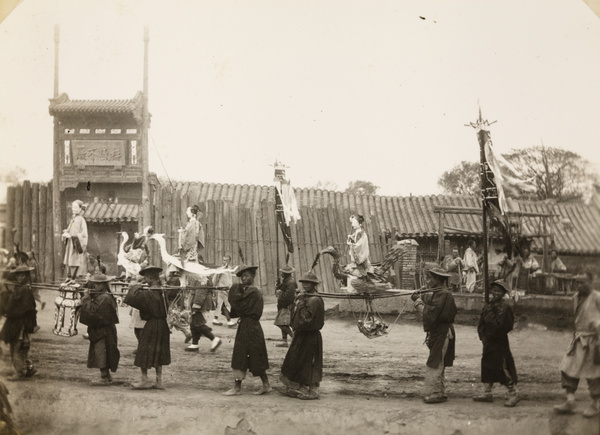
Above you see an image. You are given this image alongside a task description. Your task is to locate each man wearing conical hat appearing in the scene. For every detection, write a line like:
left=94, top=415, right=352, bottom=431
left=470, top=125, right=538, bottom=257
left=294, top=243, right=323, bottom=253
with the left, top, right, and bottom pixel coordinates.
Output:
left=411, top=263, right=457, bottom=404
left=223, top=264, right=271, bottom=396
left=278, top=271, right=325, bottom=400
left=79, top=272, right=120, bottom=386
left=124, top=266, right=171, bottom=390
left=0, top=266, right=37, bottom=380
left=473, top=280, right=520, bottom=407
left=274, top=265, right=297, bottom=348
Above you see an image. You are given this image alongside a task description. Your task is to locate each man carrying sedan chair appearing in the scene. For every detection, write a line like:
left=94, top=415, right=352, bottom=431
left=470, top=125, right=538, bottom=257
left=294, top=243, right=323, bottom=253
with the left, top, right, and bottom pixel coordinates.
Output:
left=411, top=264, right=457, bottom=404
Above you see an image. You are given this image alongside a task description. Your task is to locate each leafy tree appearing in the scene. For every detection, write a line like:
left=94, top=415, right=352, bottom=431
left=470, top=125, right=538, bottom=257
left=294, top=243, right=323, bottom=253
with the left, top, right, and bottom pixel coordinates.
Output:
left=312, top=180, right=339, bottom=191
left=503, top=146, right=598, bottom=202
left=345, top=180, right=379, bottom=196
left=0, top=165, right=26, bottom=183
left=437, top=161, right=480, bottom=195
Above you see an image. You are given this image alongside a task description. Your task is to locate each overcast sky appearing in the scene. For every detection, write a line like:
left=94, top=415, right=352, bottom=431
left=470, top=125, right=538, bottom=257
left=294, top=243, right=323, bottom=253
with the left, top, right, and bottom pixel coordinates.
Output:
left=1, top=0, right=599, bottom=197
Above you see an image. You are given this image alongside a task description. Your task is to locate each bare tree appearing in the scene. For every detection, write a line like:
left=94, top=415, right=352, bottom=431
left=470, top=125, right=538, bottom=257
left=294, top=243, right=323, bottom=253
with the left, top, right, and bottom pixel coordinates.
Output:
left=503, top=146, right=598, bottom=202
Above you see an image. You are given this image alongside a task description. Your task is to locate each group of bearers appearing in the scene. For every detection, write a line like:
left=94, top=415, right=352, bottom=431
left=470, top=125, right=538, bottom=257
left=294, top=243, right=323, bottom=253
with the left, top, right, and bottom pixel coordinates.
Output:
left=69, top=260, right=325, bottom=400
left=1, top=254, right=599, bottom=416
left=412, top=262, right=600, bottom=419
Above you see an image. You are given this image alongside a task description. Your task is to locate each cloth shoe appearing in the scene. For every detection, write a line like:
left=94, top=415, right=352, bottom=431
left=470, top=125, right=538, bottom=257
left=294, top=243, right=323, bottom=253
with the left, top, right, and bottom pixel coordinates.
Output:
left=423, top=395, right=448, bottom=404
left=504, top=394, right=521, bottom=407
left=212, top=319, right=223, bottom=326
left=298, top=386, right=320, bottom=400
left=153, top=381, right=165, bottom=390
left=210, top=337, right=222, bottom=352
left=276, top=342, right=289, bottom=348
left=131, top=380, right=154, bottom=390
left=473, top=393, right=494, bottom=403
left=553, top=399, right=576, bottom=414
left=227, top=320, right=237, bottom=327
left=185, top=344, right=200, bottom=352
left=582, top=400, right=600, bottom=418
left=91, top=378, right=113, bottom=386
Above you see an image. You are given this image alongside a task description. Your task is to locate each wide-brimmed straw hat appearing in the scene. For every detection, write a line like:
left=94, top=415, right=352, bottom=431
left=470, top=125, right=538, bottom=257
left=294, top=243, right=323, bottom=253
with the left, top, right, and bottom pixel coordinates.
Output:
left=236, top=264, right=258, bottom=277
left=279, top=265, right=295, bottom=274
left=491, top=280, right=510, bottom=293
left=88, top=273, right=111, bottom=283
left=424, top=263, right=451, bottom=278
left=10, top=265, right=33, bottom=274
left=299, top=272, right=320, bottom=284
left=139, top=265, right=163, bottom=276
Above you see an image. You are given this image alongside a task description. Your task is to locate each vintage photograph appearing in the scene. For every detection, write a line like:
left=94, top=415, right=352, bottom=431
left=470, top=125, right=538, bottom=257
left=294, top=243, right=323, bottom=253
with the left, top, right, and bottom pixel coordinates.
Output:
left=1, top=1, right=600, bottom=434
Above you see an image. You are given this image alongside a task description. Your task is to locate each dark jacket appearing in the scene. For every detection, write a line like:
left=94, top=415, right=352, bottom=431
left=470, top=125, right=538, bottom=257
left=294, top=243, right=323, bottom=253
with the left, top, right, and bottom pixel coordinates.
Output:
left=80, top=292, right=120, bottom=372
left=228, top=284, right=269, bottom=375
left=0, top=283, right=37, bottom=343
left=421, top=288, right=457, bottom=369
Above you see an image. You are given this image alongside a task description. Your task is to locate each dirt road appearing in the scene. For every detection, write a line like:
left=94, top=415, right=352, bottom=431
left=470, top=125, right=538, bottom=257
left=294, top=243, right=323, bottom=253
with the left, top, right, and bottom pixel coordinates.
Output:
left=1, top=290, right=598, bottom=435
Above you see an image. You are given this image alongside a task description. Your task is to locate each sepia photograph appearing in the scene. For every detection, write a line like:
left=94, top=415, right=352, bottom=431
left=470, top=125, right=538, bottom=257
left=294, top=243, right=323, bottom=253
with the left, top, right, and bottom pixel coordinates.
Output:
left=1, top=0, right=600, bottom=434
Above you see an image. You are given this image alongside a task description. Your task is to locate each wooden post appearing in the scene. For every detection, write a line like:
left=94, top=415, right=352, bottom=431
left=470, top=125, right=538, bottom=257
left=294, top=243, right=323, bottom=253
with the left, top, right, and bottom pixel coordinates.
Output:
left=141, top=26, right=152, bottom=231
left=52, top=25, right=62, bottom=280
left=476, top=111, right=490, bottom=303
left=437, top=210, right=445, bottom=264
left=46, top=182, right=56, bottom=282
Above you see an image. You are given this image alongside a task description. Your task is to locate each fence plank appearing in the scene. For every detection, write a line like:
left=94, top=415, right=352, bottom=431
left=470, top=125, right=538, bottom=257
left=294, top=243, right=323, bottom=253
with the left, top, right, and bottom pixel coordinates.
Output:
left=14, top=185, right=23, bottom=249
left=45, top=182, right=54, bottom=282
left=31, top=183, right=39, bottom=257
left=22, top=181, right=32, bottom=252
left=39, top=184, right=47, bottom=282
left=6, top=186, right=15, bottom=250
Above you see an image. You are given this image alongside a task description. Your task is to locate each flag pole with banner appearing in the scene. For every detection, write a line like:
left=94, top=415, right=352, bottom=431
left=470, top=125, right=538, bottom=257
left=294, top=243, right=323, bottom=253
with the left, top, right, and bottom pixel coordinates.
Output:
left=273, top=161, right=300, bottom=285
left=469, top=109, right=497, bottom=303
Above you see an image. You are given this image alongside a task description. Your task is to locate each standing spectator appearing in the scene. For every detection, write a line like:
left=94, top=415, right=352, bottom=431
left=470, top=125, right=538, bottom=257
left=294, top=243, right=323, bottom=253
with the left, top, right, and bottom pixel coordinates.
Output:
left=62, top=200, right=88, bottom=279
left=411, top=264, right=457, bottom=403
left=79, top=273, right=120, bottom=386
left=223, top=264, right=271, bottom=396
left=514, top=246, right=540, bottom=291
left=463, top=240, right=479, bottom=293
left=444, top=249, right=463, bottom=292
left=279, top=272, right=325, bottom=400
left=212, top=254, right=235, bottom=327
left=274, top=265, right=297, bottom=347
left=0, top=266, right=37, bottom=380
left=554, top=270, right=600, bottom=418
left=473, top=280, right=520, bottom=407
left=124, top=266, right=171, bottom=390
left=550, top=250, right=567, bottom=273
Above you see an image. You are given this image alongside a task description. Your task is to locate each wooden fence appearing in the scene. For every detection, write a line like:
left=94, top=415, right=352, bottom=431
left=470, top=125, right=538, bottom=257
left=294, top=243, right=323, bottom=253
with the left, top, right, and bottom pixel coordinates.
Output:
left=149, top=182, right=398, bottom=294
left=4, top=181, right=409, bottom=294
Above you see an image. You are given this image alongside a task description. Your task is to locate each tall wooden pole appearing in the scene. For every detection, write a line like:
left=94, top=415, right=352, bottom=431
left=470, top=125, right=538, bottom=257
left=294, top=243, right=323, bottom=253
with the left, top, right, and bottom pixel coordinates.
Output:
left=476, top=109, right=490, bottom=303
left=52, top=24, right=62, bottom=281
left=141, top=26, right=152, bottom=231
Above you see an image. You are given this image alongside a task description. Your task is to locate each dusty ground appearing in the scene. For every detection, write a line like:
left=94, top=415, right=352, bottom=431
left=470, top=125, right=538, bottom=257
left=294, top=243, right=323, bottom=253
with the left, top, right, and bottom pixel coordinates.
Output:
left=1, top=290, right=599, bottom=435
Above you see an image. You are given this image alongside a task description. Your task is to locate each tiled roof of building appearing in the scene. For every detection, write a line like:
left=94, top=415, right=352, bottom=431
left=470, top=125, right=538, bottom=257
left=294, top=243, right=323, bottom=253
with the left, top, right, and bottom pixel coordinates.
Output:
left=165, top=181, right=600, bottom=255
left=84, top=202, right=139, bottom=223
left=48, top=92, right=145, bottom=122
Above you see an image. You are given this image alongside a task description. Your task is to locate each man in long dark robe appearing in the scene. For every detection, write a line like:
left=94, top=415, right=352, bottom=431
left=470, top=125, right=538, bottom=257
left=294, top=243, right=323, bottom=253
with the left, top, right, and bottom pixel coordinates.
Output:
left=124, top=265, right=171, bottom=390
left=274, top=265, right=297, bottom=348
left=279, top=272, right=324, bottom=400
left=79, top=273, right=120, bottom=386
left=473, top=280, right=519, bottom=406
left=0, top=266, right=37, bottom=380
left=223, top=264, right=271, bottom=396
left=411, top=264, right=457, bottom=404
